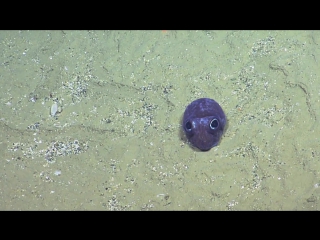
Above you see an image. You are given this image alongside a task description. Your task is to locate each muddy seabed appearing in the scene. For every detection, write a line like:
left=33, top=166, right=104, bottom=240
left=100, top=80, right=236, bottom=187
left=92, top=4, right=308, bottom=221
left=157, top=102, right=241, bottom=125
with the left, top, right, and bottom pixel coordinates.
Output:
left=1, top=30, right=319, bottom=210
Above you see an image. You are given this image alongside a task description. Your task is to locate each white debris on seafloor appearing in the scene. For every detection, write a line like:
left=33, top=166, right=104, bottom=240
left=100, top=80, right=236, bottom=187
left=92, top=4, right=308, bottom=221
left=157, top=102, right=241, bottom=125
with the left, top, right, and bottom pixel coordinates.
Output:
left=50, top=102, right=58, bottom=117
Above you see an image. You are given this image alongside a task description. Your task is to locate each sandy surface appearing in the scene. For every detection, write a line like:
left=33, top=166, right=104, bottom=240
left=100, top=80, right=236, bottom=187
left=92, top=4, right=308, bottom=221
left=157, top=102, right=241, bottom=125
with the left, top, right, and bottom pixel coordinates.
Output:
left=0, top=30, right=320, bottom=210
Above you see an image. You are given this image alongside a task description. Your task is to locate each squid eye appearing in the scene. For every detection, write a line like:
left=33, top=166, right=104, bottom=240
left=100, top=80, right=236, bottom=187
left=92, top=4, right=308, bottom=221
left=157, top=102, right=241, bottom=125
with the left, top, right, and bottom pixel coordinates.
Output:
left=185, top=121, right=192, bottom=131
left=210, top=119, right=219, bottom=130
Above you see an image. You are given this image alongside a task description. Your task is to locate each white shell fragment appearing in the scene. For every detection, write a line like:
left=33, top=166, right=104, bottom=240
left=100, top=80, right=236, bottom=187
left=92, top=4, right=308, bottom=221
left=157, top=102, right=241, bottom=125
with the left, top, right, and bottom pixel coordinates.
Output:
left=51, top=102, right=58, bottom=117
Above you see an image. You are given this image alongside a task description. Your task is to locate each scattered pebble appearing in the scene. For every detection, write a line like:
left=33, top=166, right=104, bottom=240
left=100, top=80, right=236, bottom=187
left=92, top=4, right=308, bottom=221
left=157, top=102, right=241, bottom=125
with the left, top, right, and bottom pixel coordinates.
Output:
left=45, top=139, right=89, bottom=162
